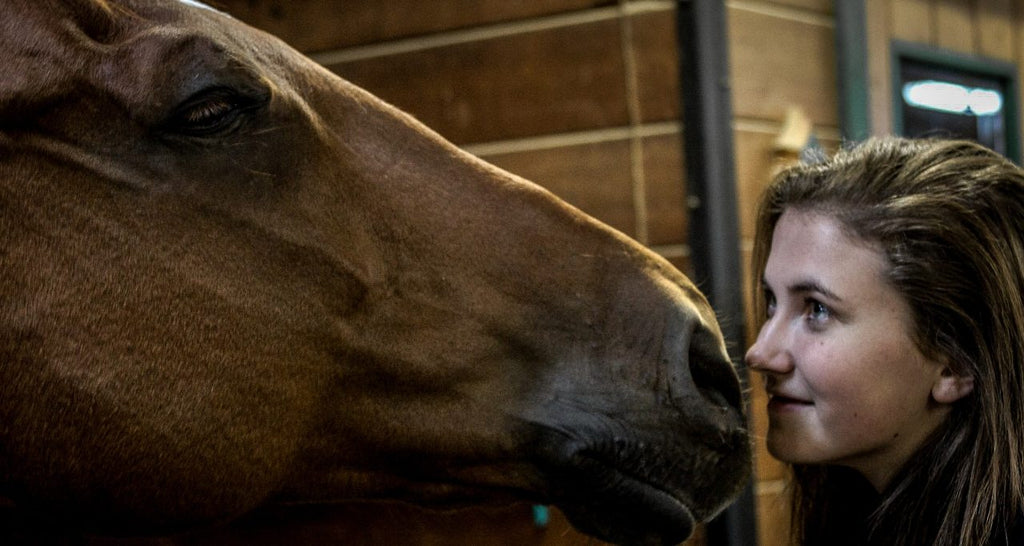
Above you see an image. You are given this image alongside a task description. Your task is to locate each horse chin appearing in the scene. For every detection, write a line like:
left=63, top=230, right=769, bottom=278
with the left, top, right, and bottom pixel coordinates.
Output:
left=547, top=455, right=696, bottom=546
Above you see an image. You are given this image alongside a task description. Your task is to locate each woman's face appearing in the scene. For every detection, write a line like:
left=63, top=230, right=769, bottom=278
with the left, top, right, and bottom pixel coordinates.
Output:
left=745, top=209, right=952, bottom=490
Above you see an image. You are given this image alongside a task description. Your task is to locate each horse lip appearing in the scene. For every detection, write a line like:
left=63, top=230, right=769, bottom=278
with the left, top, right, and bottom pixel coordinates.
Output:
left=537, top=444, right=698, bottom=545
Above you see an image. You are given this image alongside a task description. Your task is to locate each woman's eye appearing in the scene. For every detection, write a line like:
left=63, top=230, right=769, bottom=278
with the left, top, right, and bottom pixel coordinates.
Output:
left=807, top=300, right=831, bottom=323
left=763, top=291, right=777, bottom=318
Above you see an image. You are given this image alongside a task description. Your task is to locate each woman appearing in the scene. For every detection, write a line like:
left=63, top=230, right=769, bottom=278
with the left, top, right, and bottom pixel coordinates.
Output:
left=745, top=137, right=1024, bottom=546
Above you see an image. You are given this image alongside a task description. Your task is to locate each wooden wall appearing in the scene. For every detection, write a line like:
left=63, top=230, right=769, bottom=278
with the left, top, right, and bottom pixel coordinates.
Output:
left=866, top=0, right=1021, bottom=147
left=209, top=1, right=1024, bottom=545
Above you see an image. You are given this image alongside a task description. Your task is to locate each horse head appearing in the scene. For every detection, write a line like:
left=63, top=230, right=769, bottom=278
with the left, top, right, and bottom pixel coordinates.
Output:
left=0, top=0, right=751, bottom=543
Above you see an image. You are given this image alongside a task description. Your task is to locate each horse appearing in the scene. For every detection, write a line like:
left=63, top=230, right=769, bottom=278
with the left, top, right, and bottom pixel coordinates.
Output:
left=0, top=0, right=751, bottom=544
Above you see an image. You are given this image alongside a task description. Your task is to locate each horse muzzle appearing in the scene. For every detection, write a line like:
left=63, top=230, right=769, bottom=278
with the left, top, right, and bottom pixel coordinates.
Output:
left=525, top=400, right=750, bottom=546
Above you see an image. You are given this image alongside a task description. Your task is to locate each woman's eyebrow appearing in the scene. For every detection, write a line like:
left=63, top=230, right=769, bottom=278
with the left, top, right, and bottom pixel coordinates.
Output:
left=789, top=279, right=843, bottom=302
left=761, top=276, right=844, bottom=302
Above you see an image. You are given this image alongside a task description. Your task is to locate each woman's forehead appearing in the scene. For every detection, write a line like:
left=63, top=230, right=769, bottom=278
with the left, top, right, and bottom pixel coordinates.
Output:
left=766, top=210, right=890, bottom=298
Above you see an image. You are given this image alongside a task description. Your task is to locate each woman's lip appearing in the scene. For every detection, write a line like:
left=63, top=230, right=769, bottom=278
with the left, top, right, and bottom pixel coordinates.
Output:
left=766, top=395, right=813, bottom=411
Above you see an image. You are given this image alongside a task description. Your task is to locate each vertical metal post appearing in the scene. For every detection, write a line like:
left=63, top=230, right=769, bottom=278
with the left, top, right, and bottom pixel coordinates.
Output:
left=835, top=0, right=871, bottom=141
left=675, top=1, right=759, bottom=545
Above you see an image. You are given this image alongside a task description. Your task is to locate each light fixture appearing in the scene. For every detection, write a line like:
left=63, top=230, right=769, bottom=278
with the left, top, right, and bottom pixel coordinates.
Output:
left=902, top=80, right=1003, bottom=116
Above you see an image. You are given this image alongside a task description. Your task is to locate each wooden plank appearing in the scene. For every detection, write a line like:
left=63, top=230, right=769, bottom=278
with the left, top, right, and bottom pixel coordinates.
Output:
left=641, top=133, right=688, bottom=246
left=631, top=10, right=681, bottom=123
left=217, top=0, right=609, bottom=53
left=728, top=6, right=839, bottom=125
left=766, top=0, right=833, bottom=12
left=976, top=0, right=1014, bottom=61
left=734, top=129, right=776, bottom=241
left=935, top=1, right=976, bottom=53
left=891, top=0, right=933, bottom=43
left=482, top=140, right=638, bottom=238
left=756, top=483, right=794, bottom=546
left=866, top=0, right=894, bottom=135
left=325, top=19, right=630, bottom=145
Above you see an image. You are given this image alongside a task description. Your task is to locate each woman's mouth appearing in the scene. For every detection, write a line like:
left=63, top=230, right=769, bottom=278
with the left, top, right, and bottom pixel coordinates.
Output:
left=766, top=394, right=813, bottom=412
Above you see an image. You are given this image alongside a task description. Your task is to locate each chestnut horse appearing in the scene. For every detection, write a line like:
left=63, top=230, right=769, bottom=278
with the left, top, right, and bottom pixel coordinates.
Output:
left=0, top=0, right=750, bottom=544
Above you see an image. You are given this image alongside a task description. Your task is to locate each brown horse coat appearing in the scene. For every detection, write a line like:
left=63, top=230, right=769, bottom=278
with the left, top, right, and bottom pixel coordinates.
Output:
left=0, top=0, right=751, bottom=544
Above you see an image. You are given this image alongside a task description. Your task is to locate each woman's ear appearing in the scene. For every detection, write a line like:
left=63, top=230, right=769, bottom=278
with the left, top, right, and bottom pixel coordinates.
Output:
left=932, top=367, right=975, bottom=404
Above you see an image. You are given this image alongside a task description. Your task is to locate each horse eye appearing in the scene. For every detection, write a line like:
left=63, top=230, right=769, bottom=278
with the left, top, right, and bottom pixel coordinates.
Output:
left=164, top=87, right=256, bottom=137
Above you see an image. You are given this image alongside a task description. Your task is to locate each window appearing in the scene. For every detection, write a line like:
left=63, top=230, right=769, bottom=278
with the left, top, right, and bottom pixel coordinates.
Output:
left=892, top=41, right=1020, bottom=163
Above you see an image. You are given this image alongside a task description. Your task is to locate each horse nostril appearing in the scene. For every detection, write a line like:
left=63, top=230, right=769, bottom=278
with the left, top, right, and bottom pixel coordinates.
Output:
left=692, top=355, right=742, bottom=411
left=664, top=310, right=742, bottom=412
left=688, top=328, right=743, bottom=411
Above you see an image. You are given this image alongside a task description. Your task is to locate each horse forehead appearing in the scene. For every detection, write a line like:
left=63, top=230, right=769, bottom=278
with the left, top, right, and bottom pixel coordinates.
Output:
left=0, top=0, right=240, bottom=111
left=3, top=0, right=210, bottom=44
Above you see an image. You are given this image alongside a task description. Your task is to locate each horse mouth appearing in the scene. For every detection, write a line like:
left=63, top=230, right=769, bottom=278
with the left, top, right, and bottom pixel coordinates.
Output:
left=540, top=449, right=699, bottom=546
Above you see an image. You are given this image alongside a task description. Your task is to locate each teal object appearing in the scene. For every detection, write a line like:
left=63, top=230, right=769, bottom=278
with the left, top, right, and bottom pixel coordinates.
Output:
left=532, top=505, right=549, bottom=528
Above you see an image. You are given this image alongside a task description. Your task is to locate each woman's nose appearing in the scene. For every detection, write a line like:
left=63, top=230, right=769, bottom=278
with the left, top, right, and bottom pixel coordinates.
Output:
left=744, top=319, right=793, bottom=374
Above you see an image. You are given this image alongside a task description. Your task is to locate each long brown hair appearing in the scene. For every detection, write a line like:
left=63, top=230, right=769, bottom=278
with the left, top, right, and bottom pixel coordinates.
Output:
left=752, top=137, right=1024, bottom=545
